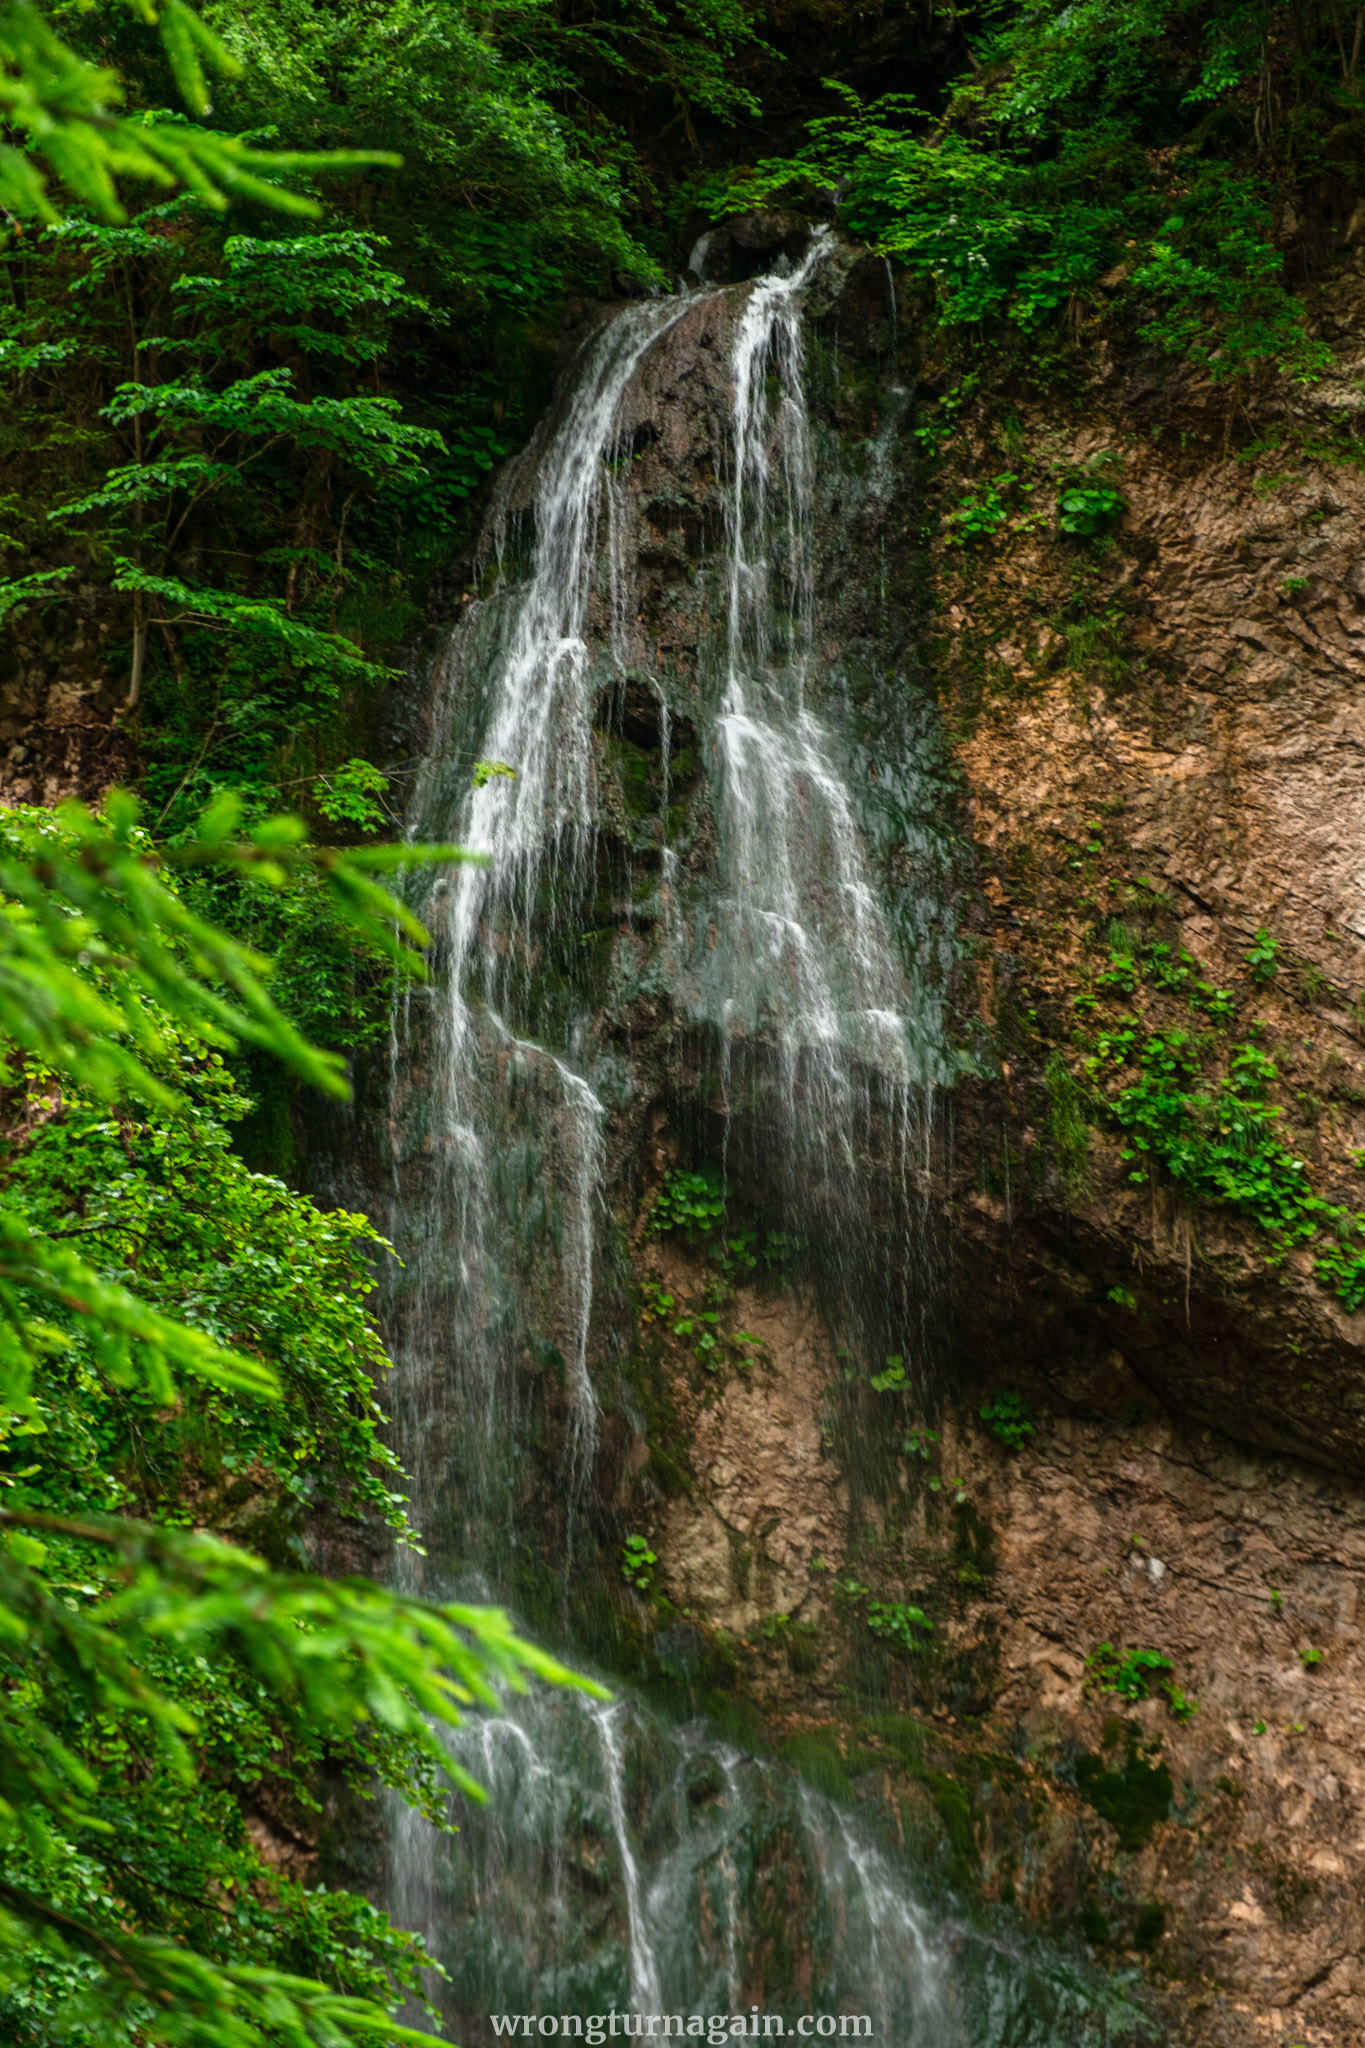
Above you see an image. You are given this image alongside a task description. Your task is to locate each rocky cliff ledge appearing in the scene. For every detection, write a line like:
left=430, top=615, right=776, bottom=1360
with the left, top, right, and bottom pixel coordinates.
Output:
left=596, top=229, right=1365, bottom=2048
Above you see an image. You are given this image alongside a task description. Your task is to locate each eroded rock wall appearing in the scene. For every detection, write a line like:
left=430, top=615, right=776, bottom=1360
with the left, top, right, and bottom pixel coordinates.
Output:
left=581, top=237, right=1365, bottom=2047
left=610, top=1233, right=1365, bottom=2047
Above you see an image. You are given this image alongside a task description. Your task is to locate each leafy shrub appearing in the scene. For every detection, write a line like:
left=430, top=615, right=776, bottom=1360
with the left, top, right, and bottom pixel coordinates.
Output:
left=1244, top=928, right=1279, bottom=982
left=648, top=1166, right=728, bottom=1239
left=980, top=1389, right=1035, bottom=1448
left=871, top=1353, right=909, bottom=1392
left=1058, top=483, right=1124, bottom=537
left=1087, top=1643, right=1172, bottom=1699
left=718, top=26, right=1334, bottom=389
left=1087, top=1642, right=1197, bottom=1720
left=866, top=1600, right=933, bottom=1652
left=622, top=1535, right=657, bottom=1592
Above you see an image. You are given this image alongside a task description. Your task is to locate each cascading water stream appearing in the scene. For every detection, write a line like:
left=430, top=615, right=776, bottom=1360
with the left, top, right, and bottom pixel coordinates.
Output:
left=383, top=244, right=1135, bottom=2046
left=667, top=230, right=947, bottom=1362
left=708, top=232, right=914, bottom=1091
left=390, top=295, right=694, bottom=1550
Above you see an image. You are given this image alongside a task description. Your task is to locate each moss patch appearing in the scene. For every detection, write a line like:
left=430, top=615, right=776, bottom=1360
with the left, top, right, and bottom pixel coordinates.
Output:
left=1075, top=1737, right=1172, bottom=1852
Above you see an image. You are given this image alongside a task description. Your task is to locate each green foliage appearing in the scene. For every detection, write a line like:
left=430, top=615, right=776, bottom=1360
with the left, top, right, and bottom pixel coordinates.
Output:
left=1165, top=1683, right=1199, bottom=1723
left=315, top=758, right=391, bottom=834
left=1094, top=1022, right=1365, bottom=1306
left=1244, top=927, right=1280, bottom=983
left=1081, top=928, right=1365, bottom=1309
left=870, top=1354, right=908, bottom=1392
left=6, top=1051, right=408, bottom=1533
left=720, top=0, right=1338, bottom=384
left=865, top=1599, right=933, bottom=1652
left=979, top=1389, right=1034, bottom=1449
left=647, top=1166, right=728, bottom=1240
left=1057, top=483, right=1124, bottom=538
left=0, top=0, right=767, bottom=1056
left=0, top=796, right=598, bottom=2047
left=0, top=0, right=396, bottom=226
left=945, top=476, right=1020, bottom=544
left=621, top=1534, right=657, bottom=1592
left=0, top=1510, right=594, bottom=2047
left=201, top=0, right=763, bottom=309
left=1297, top=1645, right=1323, bottom=1668
left=1087, top=1641, right=1196, bottom=1720
left=1087, top=1642, right=1172, bottom=1699
left=0, top=794, right=464, bottom=1119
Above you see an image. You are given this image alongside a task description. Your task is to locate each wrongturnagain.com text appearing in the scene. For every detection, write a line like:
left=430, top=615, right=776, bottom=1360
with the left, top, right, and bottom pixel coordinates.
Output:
left=489, top=2016, right=873, bottom=2043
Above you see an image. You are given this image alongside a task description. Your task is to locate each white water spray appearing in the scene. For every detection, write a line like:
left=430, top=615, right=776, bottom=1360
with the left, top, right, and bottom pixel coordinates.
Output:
left=380, top=245, right=1115, bottom=2048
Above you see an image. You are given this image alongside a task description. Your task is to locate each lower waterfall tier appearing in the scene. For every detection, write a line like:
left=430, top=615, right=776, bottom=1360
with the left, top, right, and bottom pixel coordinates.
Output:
left=388, top=1687, right=1139, bottom=2047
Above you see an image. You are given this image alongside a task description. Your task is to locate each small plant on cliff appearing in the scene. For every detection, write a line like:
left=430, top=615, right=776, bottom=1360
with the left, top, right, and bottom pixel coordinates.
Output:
left=866, top=1600, right=933, bottom=1652
left=871, top=1354, right=909, bottom=1392
left=980, top=1388, right=1035, bottom=1449
left=1088, top=1643, right=1172, bottom=1699
left=622, top=1534, right=657, bottom=1592
left=945, top=473, right=1038, bottom=544
left=1243, top=928, right=1279, bottom=983
left=1088, top=1643, right=1198, bottom=1720
left=648, top=1166, right=728, bottom=1240
left=1044, top=1048, right=1094, bottom=1202
left=1056, top=455, right=1125, bottom=539
left=1080, top=919, right=1365, bottom=1308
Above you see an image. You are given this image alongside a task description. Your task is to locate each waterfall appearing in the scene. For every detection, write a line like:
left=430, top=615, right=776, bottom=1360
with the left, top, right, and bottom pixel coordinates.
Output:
left=390, top=295, right=692, bottom=1553
left=402, top=1690, right=1118, bottom=2046
left=382, top=244, right=1135, bottom=2046
left=684, top=235, right=941, bottom=1346
left=709, top=232, right=913, bottom=1086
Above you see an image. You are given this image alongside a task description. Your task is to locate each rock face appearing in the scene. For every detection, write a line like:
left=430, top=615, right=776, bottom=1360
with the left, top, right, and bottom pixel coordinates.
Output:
left=620, top=1232, right=1365, bottom=2046
left=555, top=244, right=1365, bottom=2043
left=0, top=581, right=133, bottom=805
left=649, top=1251, right=848, bottom=1630
left=933, top=261, right=1365, bottom=1482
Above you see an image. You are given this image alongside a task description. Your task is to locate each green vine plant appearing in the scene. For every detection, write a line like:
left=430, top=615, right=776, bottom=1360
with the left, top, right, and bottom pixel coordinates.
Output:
left=1057, top=481, right=1124, bottom=538
left=866, top=1600, right=934, bottom=1653
left=980, top=1389, right=1035, bottom=1448
left=1087, top=1642, right=1198, bottom=1722
left=647, top=1165, right=729, bottom=1239
left=621, top=1534, right=658, bottom=1593
left=1071, top=923, right=1365, bottom=1310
